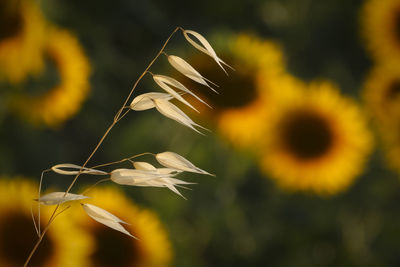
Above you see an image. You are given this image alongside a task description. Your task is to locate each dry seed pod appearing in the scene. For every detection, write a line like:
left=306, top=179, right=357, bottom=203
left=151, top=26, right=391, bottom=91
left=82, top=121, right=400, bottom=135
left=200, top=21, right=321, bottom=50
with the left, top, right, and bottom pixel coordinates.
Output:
left=82, top=203, right=135, bottom=238
left=130, top=92, right=173, bottom=111
left=153, top=98, right=208, bottom=134
left=133, top=161, right=181, bottom=175
left=153, top=74, right=199, bottom=112
left=183, top=29, right=234, bottom=75
left=156, top=151, right=213, bottom=175
left=167, top=55, right=218, bottom=93
left=51, top=164, right=107, bottom=175
left=133, top=161, right=157, bottom=171
left=37, top=192, right=89, bottom=205
left=110, top=168, right=163, bottom=186
left=153, top=75, right=211, bottom=108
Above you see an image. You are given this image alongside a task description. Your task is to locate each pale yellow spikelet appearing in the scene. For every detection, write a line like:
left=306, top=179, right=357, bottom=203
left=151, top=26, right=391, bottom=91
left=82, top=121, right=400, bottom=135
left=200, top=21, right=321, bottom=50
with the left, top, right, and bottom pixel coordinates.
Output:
left=37, top=192, right=89, bottom=205
left=156, top=151, right=213, bottom=175
left=153, top=98, right=208, bottom=134
left=183, top=29, right=234, bottom=75
left=81, top=203, right=136, bottom=238
left=51, top=163, right=107, bottom=175
left=167, top=54, right=219, bottom=93
left=130, top=92, right=174, bottom=111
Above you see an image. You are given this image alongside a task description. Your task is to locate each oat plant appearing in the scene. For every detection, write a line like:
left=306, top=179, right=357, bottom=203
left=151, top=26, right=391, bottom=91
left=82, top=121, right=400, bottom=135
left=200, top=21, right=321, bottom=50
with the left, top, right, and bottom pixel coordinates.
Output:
left=23, top=26, right=233, bottom=266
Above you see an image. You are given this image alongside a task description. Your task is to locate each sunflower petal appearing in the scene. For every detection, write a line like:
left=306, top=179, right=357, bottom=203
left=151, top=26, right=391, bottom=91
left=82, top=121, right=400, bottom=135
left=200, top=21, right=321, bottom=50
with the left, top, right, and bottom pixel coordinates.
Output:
left=37, top=192, right=89, bottom=205
left=82, top=204, right=136, bottom=238
left=183, top=29, right=234, bottom=75
left=156, top=151, right=213, bottom=175
left=153, top=98, right=208, bottom=134
left=168, top=55, right=219, bottom=93
left=51, top=164, right=107, bottom=175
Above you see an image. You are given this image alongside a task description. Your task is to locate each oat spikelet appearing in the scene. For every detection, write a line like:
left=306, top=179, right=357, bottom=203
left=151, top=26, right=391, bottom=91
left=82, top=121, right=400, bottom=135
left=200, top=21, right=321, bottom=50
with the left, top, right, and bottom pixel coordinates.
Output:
left=156, top=151, right=214, bottom=175
left=51, top=163, right=107, bottom=175
left=167, top=54, right=219, bottom=93
left=130, top=92, right=174, bottom=111
left=183, top=29, right=234, bottom=75
left=82, top=203, right=136, bottom=238
left=153, top=98, right=209, bottom=134
left=37, top=192, right=89, bottom=205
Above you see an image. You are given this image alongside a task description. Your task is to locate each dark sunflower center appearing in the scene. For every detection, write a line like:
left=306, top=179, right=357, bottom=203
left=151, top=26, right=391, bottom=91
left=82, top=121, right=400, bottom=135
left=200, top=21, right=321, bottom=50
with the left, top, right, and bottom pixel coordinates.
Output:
left=0, top=213, right=54, bottom=266
left=280, top=110, right=334, bottom=160
left=0, top=1, right=23, bottom=41
left=183, top=55, right=257, bottom=111
left=91, top=226, right=140, bottom=267
left=386, top=80, right=400, bottom=99
left=21, top=54, right=61, bottom=95
left=394, top=9, right=400, bottom=43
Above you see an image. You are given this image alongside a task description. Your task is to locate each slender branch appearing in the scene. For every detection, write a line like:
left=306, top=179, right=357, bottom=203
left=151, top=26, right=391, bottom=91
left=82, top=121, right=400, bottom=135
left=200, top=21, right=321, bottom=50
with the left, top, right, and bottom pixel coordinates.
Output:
left=80, top=178, right=111, bottom=195
left=114, top=26, right=181, bottom=121
left=89, top=152, right=156, bottom=169
left=116, top=109, right=131, bottom=123
left=38, top=169, right=50, bottom=236
left=23, top=26, right=181, bottom=267
left=30, top=204, right=39, bottom=238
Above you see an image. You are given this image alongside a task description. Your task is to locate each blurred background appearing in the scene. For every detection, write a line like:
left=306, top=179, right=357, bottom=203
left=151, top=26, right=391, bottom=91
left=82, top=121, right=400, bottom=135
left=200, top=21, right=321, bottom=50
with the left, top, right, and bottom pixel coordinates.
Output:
left=2, top=0, right=400, bottom=266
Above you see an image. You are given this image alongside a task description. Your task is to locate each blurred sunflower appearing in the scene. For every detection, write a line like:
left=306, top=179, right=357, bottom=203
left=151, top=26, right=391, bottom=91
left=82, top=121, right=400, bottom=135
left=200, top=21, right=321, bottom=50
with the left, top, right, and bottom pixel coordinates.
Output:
left=259, top=81, right=373, bottom=195
left=363, top=62, right=400, bottom=126
left=218, top=73, right=306, bottom=149
left=0, top=178, right=90, bottom=267
left=177, top=33, right=286, bottom=149
left=363, top=62, right=400, bottom=173
left=10, top=26, right=91, bottom=127
left=0, top=0, right=47, bottom=83
left=76, top=187, right=172, bottom=267
left=381, top=123, right=400, bottom=173
left=361, top=0, right=400, bottom=62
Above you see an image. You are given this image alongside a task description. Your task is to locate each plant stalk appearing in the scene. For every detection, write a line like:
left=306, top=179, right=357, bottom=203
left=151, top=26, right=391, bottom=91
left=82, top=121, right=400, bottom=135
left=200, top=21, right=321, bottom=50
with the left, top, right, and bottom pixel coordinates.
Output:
left=23, top=26, right=181, bottom=267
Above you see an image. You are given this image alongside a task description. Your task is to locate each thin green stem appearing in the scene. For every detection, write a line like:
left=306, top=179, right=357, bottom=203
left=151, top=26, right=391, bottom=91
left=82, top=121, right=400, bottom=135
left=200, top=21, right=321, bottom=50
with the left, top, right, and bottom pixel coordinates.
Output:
left=23, top=26, right=181, bottom=267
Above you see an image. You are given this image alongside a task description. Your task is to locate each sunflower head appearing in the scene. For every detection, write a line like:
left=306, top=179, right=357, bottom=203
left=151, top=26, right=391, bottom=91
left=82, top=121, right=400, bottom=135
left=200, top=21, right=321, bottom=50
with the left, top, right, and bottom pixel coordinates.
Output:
left=363, top=62, right=400, bottom=126
left=176, top=32, right=288, bottom=150
left=0, top=178, right=91, bottom=267
left=218, top=73, right=306, bottom=150
left=0, top=0, right=23, bottom=41
left=363, top=62, right=400, bottom=174
left=176, top=32, right=285, bottom=115
left=0, top=0, right=47, bottom=83
left=77, top=187, right=173, bottom=267
left=278, top=108, right=334, bottom=160
left=10, top=26, right=91, bottom=127
left=361, top=0, right=400, bottom=62
left=260, top=81, right=373, bottom=195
